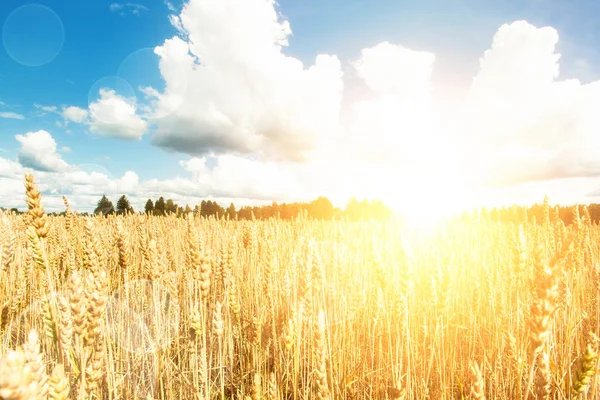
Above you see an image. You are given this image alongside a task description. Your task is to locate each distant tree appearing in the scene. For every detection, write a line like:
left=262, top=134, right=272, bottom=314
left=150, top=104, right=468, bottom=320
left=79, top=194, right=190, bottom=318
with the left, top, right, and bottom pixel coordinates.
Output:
left=198, top=200, right=226, bottom=219
left=216, top=202, right=226, bottom=218
left=227, top=203, right=236, bottom=220
left=116, top=195, right=134, bottom=215
left=238, top=206, right=252, bottom=220
left=370, top=199, right=392, bottom=220
left=345, top=197, right=360, bottom=221
left=590, top=204, right=600, bottom=224
left=165, top=199, right=177, bottom=215
left=154, top=197, right=166, bottom=216
left=205, top=200, right=215, bottom=217
left=144, top=199, right=154, bottom=215
left=308, top=197, right=335, bottom=220
left=94, top=195, right=115, bottom=216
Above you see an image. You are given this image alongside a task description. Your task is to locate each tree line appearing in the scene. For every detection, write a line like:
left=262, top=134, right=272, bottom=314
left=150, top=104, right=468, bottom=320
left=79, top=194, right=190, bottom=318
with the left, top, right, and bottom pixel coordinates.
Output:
left=6, top=194, right=600, bottom=224
left=460, top=198, right=600, bottom=225
left=88, top=194, right=393, bottom=221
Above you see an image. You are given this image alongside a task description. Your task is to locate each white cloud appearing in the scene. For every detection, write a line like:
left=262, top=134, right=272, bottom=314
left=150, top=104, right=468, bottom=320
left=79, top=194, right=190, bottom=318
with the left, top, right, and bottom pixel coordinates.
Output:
left=44, top=96, right=146, bottom=139
left=165, top=0, right=176, bottom=12
left=62, top=106, right=89, bottom=123
left=61, top=146, right=71, bottom=153
left=148, top=0, right=344, bottom=161
left=0, top=157, right=22, bottom=178
left=353, top=42, right=435, bottom=96
left=0, top=152, right=329, bottom=212
left=15, top=130, right=71, bottom=172
left=92, top=14, right=600, bottom=211
left=345, top=41, right=443, bottom=167
left=88, top=89, right=149, bottom=140
left=179, top=155, right=301, bottom=200
left=11, top=16, right=600, bottom=213
left=0, top=112, right=25, bottom=120
left=0, top=158, right=264, bottom=212
left=457, top=20, right=600, bottom=187
left=109, top=3, right=149, bottom=15
left=34, top=104, right=58, bottom=113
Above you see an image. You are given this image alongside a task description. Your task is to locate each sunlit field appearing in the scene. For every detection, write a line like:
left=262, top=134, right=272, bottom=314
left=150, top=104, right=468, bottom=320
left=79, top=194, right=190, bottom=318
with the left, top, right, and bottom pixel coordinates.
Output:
left=1, top=174, right=599, bottom=400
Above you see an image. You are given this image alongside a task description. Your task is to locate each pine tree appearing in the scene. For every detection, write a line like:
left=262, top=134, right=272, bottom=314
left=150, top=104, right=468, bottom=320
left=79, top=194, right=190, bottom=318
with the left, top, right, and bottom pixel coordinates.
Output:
left=94, top=195, right=115, bottom=216
left=116, top=195, right=134, bottom=215
left=145, top=199, right=154, bottom=215
left=154, top=197, right=166, bottom=216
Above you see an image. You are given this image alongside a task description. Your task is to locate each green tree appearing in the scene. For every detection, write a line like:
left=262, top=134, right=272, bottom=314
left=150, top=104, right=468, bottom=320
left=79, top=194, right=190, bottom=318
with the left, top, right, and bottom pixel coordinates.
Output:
left=165, top=199, right=178, bottom=215
left=116, top=195, right=134, bottom=215
left=94, top=195, right=115, bottom=216
left=154, top=197, right=166, bottom=216
left=144, top=199, right=154, bottom=215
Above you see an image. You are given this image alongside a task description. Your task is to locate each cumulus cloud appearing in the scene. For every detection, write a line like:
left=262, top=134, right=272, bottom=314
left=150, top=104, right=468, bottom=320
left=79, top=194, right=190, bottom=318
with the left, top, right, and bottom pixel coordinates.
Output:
left=32, top=98, right=146, bottom=140
left=149, top=0, right=344, bottom=161
left=0, top=155, right=291, bottom=213
left=177, top=153, right=431, bottom=208
left=0, top=157, right=22, bottom=178
left=0, top=112, right=25, bottom=120
left=88, top=89, right=149, bottom=140
left=346, top=41, right=443, bottom=166
left=143, top=8, right=600, bottom=198
left=353, top=41, right=435, bottom=96
left=62, top=106, right=89, bottom=123
left=15, top=130, right=71, bottom=172
left=458, top=20, right=600, bottom=187
left=179, top=155, right=302, bottom=200
left=12, top=14, right=600, bottom=213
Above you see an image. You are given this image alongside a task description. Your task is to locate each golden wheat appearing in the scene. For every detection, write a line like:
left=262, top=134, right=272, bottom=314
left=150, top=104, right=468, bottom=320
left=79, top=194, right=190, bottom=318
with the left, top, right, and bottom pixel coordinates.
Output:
left=2, top=174, right=600, bottom=399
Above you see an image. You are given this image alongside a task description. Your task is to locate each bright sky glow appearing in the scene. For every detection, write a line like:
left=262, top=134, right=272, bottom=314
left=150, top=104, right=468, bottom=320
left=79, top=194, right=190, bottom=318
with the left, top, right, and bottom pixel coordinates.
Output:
left=2, top=0, right=600, bottom=215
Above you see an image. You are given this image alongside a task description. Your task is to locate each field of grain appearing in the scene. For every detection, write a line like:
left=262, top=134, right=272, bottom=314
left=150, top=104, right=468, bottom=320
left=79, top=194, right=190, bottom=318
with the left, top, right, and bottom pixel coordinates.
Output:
left=0, top=174, right=599, bottom=399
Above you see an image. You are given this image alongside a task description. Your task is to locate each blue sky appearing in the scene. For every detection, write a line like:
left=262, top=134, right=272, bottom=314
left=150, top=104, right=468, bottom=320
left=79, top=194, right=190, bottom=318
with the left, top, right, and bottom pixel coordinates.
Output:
left=0, top=0, right=182, bottom=180
left=2, top=0, right=600, bottom=213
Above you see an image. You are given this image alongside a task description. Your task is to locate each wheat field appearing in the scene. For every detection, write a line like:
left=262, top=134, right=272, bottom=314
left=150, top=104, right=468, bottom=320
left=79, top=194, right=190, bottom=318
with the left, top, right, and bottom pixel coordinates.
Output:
left=0, top=174, right=599, bottom=399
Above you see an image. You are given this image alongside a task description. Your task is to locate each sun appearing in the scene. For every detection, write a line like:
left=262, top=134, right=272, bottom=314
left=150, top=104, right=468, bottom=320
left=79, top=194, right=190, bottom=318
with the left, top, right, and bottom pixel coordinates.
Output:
left=376, top=151, right=478, bottom=226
